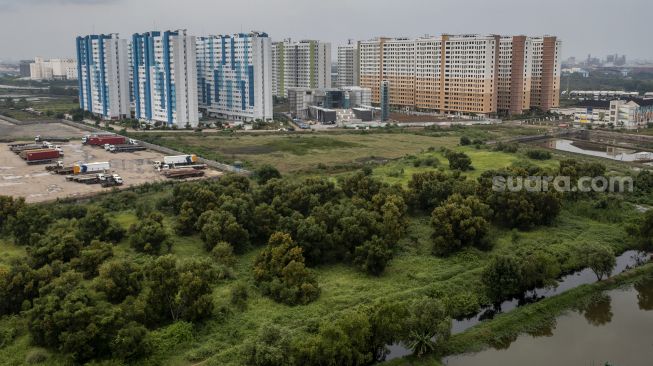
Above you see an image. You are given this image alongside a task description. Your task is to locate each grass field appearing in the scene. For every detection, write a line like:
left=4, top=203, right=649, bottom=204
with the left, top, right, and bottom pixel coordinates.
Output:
left=128, top=125, right=549, bottom=174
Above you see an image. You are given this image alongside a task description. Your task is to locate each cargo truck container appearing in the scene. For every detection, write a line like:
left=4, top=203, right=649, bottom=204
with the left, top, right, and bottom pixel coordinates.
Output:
left=19, top=149, right=61, bottom=164
left=84, top=135, right=126, bottom=146
left=153, top=155, right=198, bottom=169
left=72, top=162, right=111, bottom=174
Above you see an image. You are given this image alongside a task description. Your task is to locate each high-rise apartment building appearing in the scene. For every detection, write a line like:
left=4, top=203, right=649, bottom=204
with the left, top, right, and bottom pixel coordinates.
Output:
left=272, top=39, right=331, bottom=97
left=359, top=34, right=561, bottom=116
left=336, top=42, right=359, bottom=87
left=196, top=32, right=273, bottom=122
left=530, top=36, right=561, bottom=112
left=131, top=30, right=199, bottom=127
left=76, top=34, right=130, bottom=119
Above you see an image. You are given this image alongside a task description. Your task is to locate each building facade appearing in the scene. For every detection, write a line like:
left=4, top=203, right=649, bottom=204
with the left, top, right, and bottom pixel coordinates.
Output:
left=30, top=57, right=78, bottom=80
left=196, top=32, right=273, bottom=122
left=76, top=34, right=130, bottom=119
left=336, top=42, right=359, bottom=87
left=131, top=30, right=199, bottom=127
left=272, top=39, right=331, bottom=97
left=609, top=99, right=653, bottom=129
left=359, top=34, right=561, bottom=116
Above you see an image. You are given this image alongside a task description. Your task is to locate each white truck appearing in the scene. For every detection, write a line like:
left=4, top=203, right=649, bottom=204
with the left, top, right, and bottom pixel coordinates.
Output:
left=73, top=162, right=111, bottom=175
left=153, top=154, right=198, bottom=170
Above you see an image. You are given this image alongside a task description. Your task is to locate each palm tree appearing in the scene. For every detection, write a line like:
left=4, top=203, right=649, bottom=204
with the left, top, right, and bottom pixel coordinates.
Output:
left=407, top=330, right=435, bottom=357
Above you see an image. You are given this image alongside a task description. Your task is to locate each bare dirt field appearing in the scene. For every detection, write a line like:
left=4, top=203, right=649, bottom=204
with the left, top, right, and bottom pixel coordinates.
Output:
left=0, top=123, right=222, bottom=203
left=0, top=120, right=87, bottom=141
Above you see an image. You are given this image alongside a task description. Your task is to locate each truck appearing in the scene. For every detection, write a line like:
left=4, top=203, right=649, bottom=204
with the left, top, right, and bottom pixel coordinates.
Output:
left=162, top=169, right=205, bottom=179
left=35, top=135, right=70, bottom=143
left=153, top=155, right=198, bottom=169
left=84, top=135, right=126, bottom=146
left=19, top=149, right=61, bottom=164
left=99, top=174, right=124, bottom=187
left=109, top=144, right=147, bottom=153
left=72, top=162, right=111, bottom=175
left=45, top=161, right=74, bottom=175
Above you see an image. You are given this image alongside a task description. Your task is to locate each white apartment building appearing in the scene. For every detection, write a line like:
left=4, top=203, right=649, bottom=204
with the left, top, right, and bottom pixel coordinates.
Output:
left=76, top=34, right=130, bottom=119
left=30, top=57, right=78, bottom=80
left=609, top=99, right=653, bottom=129
left=131, top=30, right=199, bottom=127
left=336, top=42, right=359, bottom=87
left=272, top=39, right=331, bottom=97
left=196, top=32, right=273, bottom=122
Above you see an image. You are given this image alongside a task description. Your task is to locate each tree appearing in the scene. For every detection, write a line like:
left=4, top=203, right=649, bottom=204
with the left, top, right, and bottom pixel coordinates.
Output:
left=482, top=255, right=523, bottom=303
left=255, top=165, right=282, bottom=185
left=142, top=255, right=215, bottom=324
left=636, top=210, right=653, bottom=251
left=404, top=297, right=451, bottom=357
left=72, top=240, right=114, bottom=279
left=27, top=219, right=83, bottom=269
left=0, top=262, right=55, bottom=315
left=253, top=232, right=320, bottom=305
left=354, top=236, right=393, bottom=276
left=0, top=195, right=25, bottom=231
left=459, top=136, right=471, bottom=146
left=198, top=209, right=249, bottom=253
left=243, top=324, right=295, bottom=366
left=407, top=171, right=475, bottom=211
left=78, top=207, right=124, bottom=244
left=175, top=201, right=197, bottom=235
left=211, top=241, right=237, bottom=267
left=578, top=243, right=616, bottom=281
left=94, top=259, right=143, bottom=304
left=518, top=251, right=560, bottom=291
left=445, top=151, right=472, bottom=171
left=8, top=205, right=52, bottom=245
left=128, top=212, right=170, bottom=254
left=431, top=194, right=491, bottom=256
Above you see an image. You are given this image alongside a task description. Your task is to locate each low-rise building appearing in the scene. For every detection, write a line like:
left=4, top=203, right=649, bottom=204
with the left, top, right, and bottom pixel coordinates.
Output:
left=609, top=99, right=653, bottom=129
left=287, top=86, right=372, bottom=119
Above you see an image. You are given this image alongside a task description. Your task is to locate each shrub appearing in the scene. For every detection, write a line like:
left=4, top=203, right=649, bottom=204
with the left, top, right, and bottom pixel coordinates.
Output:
left=526, top=149, right=552, bottom=160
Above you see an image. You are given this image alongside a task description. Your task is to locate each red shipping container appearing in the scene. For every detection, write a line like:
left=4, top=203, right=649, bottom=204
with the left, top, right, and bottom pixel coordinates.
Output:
left=87, top=136, right=126, bottom=146
left=20, top=149, right=60, bottom=162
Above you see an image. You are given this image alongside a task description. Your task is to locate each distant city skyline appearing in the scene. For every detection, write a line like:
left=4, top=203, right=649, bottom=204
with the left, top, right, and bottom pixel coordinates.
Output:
left=0, top=0, right=651, bottom=61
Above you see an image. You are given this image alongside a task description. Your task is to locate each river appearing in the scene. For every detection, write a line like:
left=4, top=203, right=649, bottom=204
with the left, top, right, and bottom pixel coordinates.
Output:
left=443, top=276, right=653, bottom=366
left=385, top=250, right=650, bottom=361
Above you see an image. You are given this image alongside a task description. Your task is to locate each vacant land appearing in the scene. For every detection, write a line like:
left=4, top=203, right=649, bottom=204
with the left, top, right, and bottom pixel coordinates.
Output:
left=129, top=125, right=548, bottom=173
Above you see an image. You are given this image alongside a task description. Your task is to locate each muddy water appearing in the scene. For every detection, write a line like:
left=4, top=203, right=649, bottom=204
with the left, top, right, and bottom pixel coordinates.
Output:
left=540, top=139, right=653, bottom=162
left=384, top=250, right=649, bottom=361
left=443, top=277, right=653, bottom=366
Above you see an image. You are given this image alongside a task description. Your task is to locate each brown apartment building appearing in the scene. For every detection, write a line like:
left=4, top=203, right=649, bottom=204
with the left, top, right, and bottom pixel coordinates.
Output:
left=359, top=34, right=561, bottom=116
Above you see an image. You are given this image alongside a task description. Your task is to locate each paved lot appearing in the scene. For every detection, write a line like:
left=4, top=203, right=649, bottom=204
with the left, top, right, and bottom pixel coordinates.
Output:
left=0, top=120, right=87, bottom=140
left=0, top=123, right=222, bottom=203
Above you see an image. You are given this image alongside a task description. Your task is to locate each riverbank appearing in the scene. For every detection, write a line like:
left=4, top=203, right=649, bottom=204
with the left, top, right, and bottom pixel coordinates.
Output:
left=384, top=262, right=653, bottom=366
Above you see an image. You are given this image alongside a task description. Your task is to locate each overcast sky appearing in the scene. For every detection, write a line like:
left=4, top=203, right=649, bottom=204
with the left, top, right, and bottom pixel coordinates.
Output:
left=0, top=0, right=651, bottom=62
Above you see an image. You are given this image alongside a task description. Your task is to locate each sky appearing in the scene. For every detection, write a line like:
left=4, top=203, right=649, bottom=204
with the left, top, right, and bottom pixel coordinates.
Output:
left=0, top=0, right=651, bottom=62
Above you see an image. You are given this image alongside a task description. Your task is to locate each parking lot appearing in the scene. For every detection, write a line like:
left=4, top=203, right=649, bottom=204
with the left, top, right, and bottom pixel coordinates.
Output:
left=0, top=123, right=222, bottom=203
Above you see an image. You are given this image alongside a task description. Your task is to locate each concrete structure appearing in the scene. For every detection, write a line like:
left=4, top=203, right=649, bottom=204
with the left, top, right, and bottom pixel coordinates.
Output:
left=287, top=86, right=371, bottom=119
left=196, top=31, right=273, bottom=122
left=30, top=57, right=78, bottom=80
left=19, top=60, right=31, bottom=77
left=131, top=30, right=199, bottom=127
left=380, top=80, right=390, bottom=121
left=358, top=34, right=561, bottom=116
left=76, top=34, right=130, bottom=119
left=609, top=99, right=653, bottom=129
left=336, top=41, right=359, bottom=87
left=272, top=39, right=331, bottom=97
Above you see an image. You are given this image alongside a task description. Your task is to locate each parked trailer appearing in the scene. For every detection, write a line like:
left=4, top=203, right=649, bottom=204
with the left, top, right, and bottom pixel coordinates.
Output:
left=10, top=144, right=43, bottom=153
left=35, top=135, right=70, bottom=143
left=19, top=149, right=61, bottom=164
left=162, top=169, right=205, bottom=179
left=73, top=162, right=111, bottom=175
left=83, top=135, right=126, bottom=146
left=45, top=161, right=74, bottom=175
left=109, top=144, right=147, bottom=153
left=164, top=154, right=198, bottom=165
